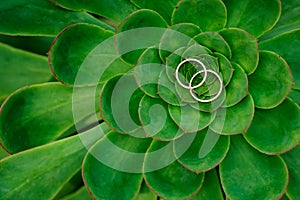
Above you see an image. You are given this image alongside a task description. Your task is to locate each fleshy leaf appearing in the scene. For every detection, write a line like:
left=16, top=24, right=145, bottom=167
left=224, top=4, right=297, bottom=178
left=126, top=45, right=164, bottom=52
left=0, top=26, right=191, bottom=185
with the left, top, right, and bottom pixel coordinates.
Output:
left=192, top=169, right=224, bottom=200
left=281, top=145, right=300, bottom=200
left=260, top=0, right=300, bottom=40
left=210, top=95, right=254, bottom=135
left=49, top=23, right=130, bottom=86
left=144, top=140, right=204, bottom=199
left=168, top=105, right=216, bottom=133
left=100, top=74, right=143, bottom=133
left=133, top=48, right=162, bottom=98
left=223, top=63, right=248, bottom=107
left=248, top=50, right=293, bottom=109
left=224, top=0, right=281, bottom=37
left=136, top=182, right=157, bottom=200
left=130, top=0, right=178, bottom=23
left=159, top=23, right=201, bottom=62
left=0, top=43, right=52, bottom=103
left=172, top=0, right=226, bottom=31
left=61, top=186, right=92, bottom=200
left=220, top=135, right=288, bottom=200
left=83, top=131, right=152, bottom=200
left=174, top=128, right=229, bottom=173
left=259, top=29, right=300, bottom=89
left=0, top=83, right=101, bottom=153
left=289, top=89, right=300, bottom=106
left=215, top=52, right=234, bottom=87
left=0, top=0, right=112, bottom=36
left=193, top=32, right=231, bottom=58
left=139, top=95, right=183, bottom=140
left=51, top=0, right=137, bottom=22
left=116, top=9, right=168, bottom=64
left=244, top=98, right=300, bottom=155
left=0, top=125, right=105, bottom=200
left=219, top=28, right=258, bottom=75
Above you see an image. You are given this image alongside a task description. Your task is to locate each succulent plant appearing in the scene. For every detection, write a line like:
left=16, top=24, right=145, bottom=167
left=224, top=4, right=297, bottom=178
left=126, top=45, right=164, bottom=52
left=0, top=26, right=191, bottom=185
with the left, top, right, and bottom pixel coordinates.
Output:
left=0, top=0, right=300, bottom=199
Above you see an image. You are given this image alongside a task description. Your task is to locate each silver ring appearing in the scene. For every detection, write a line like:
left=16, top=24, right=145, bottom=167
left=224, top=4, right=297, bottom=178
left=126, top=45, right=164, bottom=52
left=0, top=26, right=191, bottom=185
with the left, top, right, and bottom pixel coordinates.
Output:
left=189, top=69, right=223, bottom=103
left=175, top=58, right=207, bottom=89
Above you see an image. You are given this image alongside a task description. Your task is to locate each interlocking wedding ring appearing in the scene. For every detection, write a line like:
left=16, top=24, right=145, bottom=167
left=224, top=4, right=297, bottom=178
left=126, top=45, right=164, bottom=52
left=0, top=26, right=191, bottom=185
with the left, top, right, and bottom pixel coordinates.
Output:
left=175, top=58, right=207, bottom=89
left=189, top=69, right=223, bottom=103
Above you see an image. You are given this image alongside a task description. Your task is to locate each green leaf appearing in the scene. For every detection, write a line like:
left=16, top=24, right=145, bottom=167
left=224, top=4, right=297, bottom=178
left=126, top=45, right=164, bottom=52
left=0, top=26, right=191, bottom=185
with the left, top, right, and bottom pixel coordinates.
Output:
left=223, top=63, right=248, bottom=107
left=49, top=23, right=122, bottom=86
left=193, top=32, right=231, bottom=58
left=0, top=43, right=52, bottom=103
left=0, top=147, right=9, bottom=160
left=248, top=50, right=293, bottom=109
left=281, top=145, right=300, bottom=200
left=220, top=135, right=288, bottom=200
left=100, top=74, right=144, bottom=133
left=0, top=35, right=54, bottom=55
left=172, top=0, right=226, bottom=31
left=219, top=28, right=258, bottom=75
left=133, top=48, right=162, bottom=98
left=260, top=0, right=300, bottom=40
left=136, top=182, right=157, bottom=200
left=224, top=0, right=281, bottom=37
left=0, top=124, right=105, bottom=200
left=192, top=169, right=224, bottom=200
left=259, top=29, right=300, bottom=90
left=215, top=52, right=234, bottom=87
left=0, top=0, right=112, bottom=36
left=0, top=83, right=102, bottom=153
left=144, top=140, right=204, bottom=199
left=168, top=105, right=216, bottom=133
left=130, top=0, right=178, bottom=23
left=174, top=128, right=229, bottom=173
left=51, top=0, right=137, bottom=22
left=210, top=95, right=254, bottom=135
left=61, top=186, right=93, bottom=200
left=83, top=131, right=152, bottom=200
left=116, top=9, right=168, bottom=64
left=139, top=95, right=183, bottom=140
left=289, top=89, right=300, bottom=106
left=244, top=98, right=300, bottom=155
left=159, top=23, right=201, bottom=62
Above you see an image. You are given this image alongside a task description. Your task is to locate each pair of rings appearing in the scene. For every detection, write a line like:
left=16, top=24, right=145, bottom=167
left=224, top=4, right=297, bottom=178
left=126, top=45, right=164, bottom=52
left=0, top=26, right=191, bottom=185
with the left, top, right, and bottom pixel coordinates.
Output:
left=175, top=58, right=223, bottom=103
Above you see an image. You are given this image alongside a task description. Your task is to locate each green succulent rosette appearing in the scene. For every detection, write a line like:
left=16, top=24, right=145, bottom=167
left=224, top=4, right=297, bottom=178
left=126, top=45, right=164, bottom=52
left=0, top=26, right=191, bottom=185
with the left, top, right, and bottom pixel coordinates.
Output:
left=0, top=0, right=300, bottom=199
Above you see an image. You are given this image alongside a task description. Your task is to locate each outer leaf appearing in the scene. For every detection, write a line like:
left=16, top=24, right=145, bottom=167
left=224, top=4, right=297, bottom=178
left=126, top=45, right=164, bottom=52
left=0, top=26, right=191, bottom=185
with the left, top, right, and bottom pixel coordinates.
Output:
left=219, top=28, right=258, bottom=75
left=260, top=0, right=300, bottom=40
left=289, top=89, right=300, bottom=106
left=0, top=124, right=105, bottom=200
left=174, top=128, right=229, bottom=173
left=281, top=145, right=300, bottom=200
left=49, top=23, right=132, bottom=86
left=0, top=0, right=112, bottom=36
left=220, top=135, right=288, bottom=200
left=61, top=186, right=93, bottom=200
left=192, top=169, right=224, bottom=200
left=210, top=95, right=254, bottom=135
left=244, top=98, right=300, bottom=155
left=130, top=0, right=178, bottom=23
left=116, top=9, right=168, bottom=64
left=0, top=147, right=9, bottom=160
left=51, top=0, right=137, bottom=22
left=248, top=50, right=293, bottom=109
left=144, top=140, right=204, bottom=199
left=83, top=131, right=152, bottom=200
left=139, top=95, right=183, bottom=140
left=136, top=182, right=157, bottom=200
left=223, top=63, right=248, bottom=107
left=172, top=0, right=227, bottom=31
left=0, top=43, right=52, bottom=103
left=0, top=83, right=101, bottom=153
left=259, top=29, right=300, bottom=89
left=224, top=0, right=281, bottom=37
